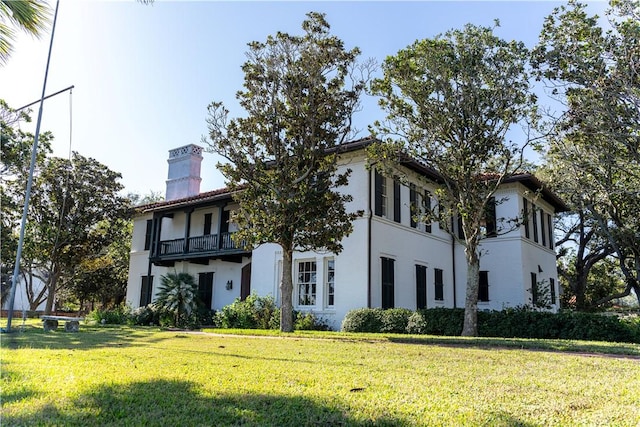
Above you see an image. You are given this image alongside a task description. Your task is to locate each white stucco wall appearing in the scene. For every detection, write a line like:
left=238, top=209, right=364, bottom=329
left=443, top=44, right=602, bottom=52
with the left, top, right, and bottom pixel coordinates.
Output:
left=126, top=147, right=563, bottom=329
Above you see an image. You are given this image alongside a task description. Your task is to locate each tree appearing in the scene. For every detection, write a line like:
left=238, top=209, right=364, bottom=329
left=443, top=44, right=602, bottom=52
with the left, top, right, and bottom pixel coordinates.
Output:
left=9, top=152, right=130, bottom=313
left=533, top=0, right=640, bottom=306
left=1, top=100, right=52, bottom=309
left=371, top=23, right=538, bottom=336
left=205, top=12, right=368, bottom=332
left=154, top=272, right=198, bottom=328
left=0, top=0, right=50, bottom=65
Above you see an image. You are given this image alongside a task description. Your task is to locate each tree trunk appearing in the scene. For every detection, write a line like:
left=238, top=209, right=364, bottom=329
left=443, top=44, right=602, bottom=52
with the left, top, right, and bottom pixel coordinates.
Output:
left=280, top=248, right=294, bottom=332
left=461, top=246, right=480, bottom=336
left=44, top=271, right=59, bottom=315
left=44, top=280, right=56, bottom=314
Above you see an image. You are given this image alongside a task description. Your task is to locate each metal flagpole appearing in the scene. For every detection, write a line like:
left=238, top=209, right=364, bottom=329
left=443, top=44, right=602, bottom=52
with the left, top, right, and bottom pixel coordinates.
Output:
left=4, top=0, right=61, bottom=333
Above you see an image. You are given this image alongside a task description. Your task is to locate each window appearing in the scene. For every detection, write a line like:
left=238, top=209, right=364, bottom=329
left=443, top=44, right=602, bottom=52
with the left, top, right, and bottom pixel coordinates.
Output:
left=523, top=198, right=530, bottom=239
left=531, top=272, right=538, bottom=305
left=547, top=214, right=554, bottom=249
left=297, top=261, right=316, bottom=306
left=393, top=179, right=401, bottom=223
left=325, top=258, right=335, bottom=307
left=479, top=271, right=489, bottom=302
left=374, top=170, right=401, bottom=222
left=374, top=170, right=387, bottom=217
left=550, top=278, right=557, bottom=305
left=198, top=272, right=214, bottom=309
left=434, top=268, right=444, bottom=301
left=540, top=208, right=547, bottom=247
left=483, top=198, right=497, bottom=238
left=416, top=265, right=427, bottom=309
left=140, top=275, right=153, bottom=306
left=144, top=220, right=153, bottom=251
left=532, top=205, right=539, bottom=243
left=204, top=213, right=212, bottom=235
left=381, top=257, right=395, bottom=309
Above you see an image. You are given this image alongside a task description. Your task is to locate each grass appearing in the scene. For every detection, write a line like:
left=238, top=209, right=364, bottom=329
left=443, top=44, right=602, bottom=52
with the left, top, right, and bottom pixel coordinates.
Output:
left=2, top=320, right=639, bottom=426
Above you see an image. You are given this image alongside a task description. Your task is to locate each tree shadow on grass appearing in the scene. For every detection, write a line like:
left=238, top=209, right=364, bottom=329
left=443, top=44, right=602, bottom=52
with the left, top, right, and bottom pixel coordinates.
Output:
left=2, top=379, right=404, bottom=427
left=1, top=324, right=173, bottom=352
left=0, top=364, right=39, bottom=404
left=386, top=336, right=640, bottom=358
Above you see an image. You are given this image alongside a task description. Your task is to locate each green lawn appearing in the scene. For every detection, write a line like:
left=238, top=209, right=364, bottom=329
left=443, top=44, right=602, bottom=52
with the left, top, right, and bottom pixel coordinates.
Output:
left=2, top=321, right=639, bottom=426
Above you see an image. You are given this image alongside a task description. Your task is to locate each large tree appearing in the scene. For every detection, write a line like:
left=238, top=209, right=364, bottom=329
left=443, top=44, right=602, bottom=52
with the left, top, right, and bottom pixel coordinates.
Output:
left=371, top=23, right=538, bottom=336
left=533, top=0, right=640, bottom=306
left=205, top=12, right=368, bottom=332
left=0, top=100, right=52, bottom=307
left=7, top=152, right=130, bottom=313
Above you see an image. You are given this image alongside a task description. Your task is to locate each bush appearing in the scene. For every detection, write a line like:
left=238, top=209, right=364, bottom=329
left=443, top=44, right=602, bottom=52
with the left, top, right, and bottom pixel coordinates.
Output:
left=381, top=308, right=412, bottom=333
left=88, top=304, right=132, bottom=325
left=130, top=304, right=170, bottom=326
left=477, top=308, right=640, bottom=343
left=342, top=307, right=640, bottom=343
left=341, top=308, right=384, bottom=332
left=295, top=312, right=330, bottom=331
left=406, top=311, right=428, bottom=334
left=215, top=294, right=279, bottom=330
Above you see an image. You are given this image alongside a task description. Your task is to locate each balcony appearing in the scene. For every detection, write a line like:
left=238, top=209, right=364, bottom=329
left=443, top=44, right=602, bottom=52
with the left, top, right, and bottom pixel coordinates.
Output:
left=150, top=232, right=249, bottom=265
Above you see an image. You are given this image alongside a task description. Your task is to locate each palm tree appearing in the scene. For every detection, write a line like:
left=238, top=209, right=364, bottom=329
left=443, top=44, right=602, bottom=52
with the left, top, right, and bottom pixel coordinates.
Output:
left=154, top=272, right=199, bottom=328
left=0, top=0, right=50, bottom=65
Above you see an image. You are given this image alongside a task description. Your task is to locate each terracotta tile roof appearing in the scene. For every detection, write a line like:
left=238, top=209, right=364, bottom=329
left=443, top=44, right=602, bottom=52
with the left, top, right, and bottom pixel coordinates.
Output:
left=136, top=138, right=568, bottom=214
left=136, top=187, right=238, bottom=214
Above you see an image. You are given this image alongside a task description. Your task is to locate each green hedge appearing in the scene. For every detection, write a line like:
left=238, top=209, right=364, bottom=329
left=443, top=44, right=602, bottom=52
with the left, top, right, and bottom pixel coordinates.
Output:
left=341, top=307, right=640, bottom=343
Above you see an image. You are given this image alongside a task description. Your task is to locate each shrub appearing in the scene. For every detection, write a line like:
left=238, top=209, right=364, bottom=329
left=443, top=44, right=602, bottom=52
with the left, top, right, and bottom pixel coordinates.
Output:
left=131, top=305, right=158, bottom=326
left=88, top=304, right=132, bottom=325
left=341, top=308, right=384, bottom=332
left=406, top=311, right=428, bottom=334
left=215, top=294, right=279, bottom=330
left=295, top=312, right=330, bottom=331
left=381, top=308, right=412, bottom=333
left=153, top=272, right=199, bottom=328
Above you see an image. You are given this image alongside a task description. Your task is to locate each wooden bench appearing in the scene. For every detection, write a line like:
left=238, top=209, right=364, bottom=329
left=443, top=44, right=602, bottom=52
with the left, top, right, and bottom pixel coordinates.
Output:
left=40, top=315, right=84, bottom=332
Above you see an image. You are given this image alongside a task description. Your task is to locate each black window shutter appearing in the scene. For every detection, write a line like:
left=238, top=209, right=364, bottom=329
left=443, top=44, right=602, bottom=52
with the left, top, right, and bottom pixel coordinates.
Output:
left=198, top=272, right=214, bottom=309
left=204, top=213, right=212, bottom=235
left=424, top=191, right=432, bottom=233
left=374, top=171, right=384, bottom=217
left=381, top=257, right=395, bottom=309
left=485, top=198, right=496, bottom=237
left=144, top=220, right=153, bottom=250
left=434, top=268, right=444, bottom=301
left=479, top=271, right=489, bottom=302
left=140, top=275, right=153, bottom=306
left=409, top=184, right=417, bottom=228
left=416, top=265, right=427, bottom=309
left=393, top=180, right=401, bottom=223
left=523, top=198, right=530, bottom=239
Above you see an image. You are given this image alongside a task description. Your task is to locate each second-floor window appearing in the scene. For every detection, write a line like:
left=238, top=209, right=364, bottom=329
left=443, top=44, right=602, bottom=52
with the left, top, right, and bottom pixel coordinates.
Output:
left=374, top=170, right=401, bottom=223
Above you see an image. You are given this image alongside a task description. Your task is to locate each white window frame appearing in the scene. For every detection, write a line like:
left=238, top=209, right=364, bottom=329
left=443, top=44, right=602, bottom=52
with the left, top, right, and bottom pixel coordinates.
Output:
left=296, top=259, right=317, bottom=307
left=324, top=257, right=335, bottom=309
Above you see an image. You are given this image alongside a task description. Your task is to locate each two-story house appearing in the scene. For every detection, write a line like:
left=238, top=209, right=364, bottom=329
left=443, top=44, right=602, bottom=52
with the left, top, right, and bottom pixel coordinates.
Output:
left=125, top=139, right=567, bottom=330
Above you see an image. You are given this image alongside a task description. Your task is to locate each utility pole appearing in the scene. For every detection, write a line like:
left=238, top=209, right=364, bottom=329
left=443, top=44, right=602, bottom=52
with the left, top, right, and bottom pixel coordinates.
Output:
left=4, top=0, right=61, bottom=333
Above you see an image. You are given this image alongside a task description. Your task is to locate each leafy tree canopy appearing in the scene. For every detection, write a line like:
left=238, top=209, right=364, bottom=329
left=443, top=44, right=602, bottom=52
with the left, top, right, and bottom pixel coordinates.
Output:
left=205, top=12, right=369, bottom=331
left=371, top=23, right=538, bottom=336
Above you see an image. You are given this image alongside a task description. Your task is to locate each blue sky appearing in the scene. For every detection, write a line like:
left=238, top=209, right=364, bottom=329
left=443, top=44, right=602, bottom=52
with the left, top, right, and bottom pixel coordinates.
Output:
left=1, top=1, right=606, bottom=196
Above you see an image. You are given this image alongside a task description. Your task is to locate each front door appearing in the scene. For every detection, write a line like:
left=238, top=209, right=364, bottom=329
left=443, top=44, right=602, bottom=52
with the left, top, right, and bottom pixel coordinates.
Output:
left=240, top=263, right=251, bottom=301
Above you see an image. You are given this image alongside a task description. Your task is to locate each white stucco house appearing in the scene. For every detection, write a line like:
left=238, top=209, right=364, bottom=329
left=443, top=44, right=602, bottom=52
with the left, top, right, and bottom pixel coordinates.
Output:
left=125, top=139, right=567, bottom=330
